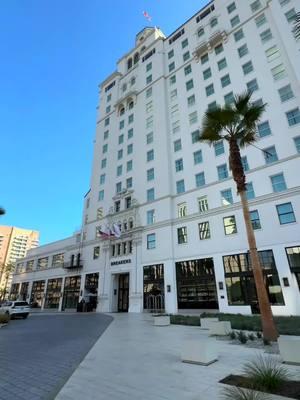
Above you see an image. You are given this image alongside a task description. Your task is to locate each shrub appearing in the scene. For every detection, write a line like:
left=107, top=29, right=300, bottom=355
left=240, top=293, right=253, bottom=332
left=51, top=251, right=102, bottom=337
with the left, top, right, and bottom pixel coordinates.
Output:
left=243, top=355, right=289, bottom=391
left=230, top=331, right=237, bottom=340
left=238, top=331, right=248, bottom=344
left=0, top=314, right=10, bottom=324
left=256, top=332, right=262, bottom=339
left=263, top=338, right=270, bottom=346
left=222, top=386, right=269, bottom=400
left=248, top=333, right=255, bottom=341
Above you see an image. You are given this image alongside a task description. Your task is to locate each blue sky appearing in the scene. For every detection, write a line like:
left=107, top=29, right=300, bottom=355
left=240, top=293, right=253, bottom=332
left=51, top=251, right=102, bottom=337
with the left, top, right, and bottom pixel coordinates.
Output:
left=0, top=0, right=207, bottom=245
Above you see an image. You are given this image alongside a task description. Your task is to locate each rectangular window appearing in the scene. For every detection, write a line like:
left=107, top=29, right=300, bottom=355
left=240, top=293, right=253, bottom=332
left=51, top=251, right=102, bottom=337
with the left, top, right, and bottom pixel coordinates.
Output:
left=102, top=144, right=108, bottom=154
left=294, top=137, right=300, bottom=153
left=218, top=58, right=227, bottom=71
left=271, top=64, right=286, bottom=81
left=193, top=149, right=203, bottom=164
left=127, top=160, right=133, bottom=172
left=106, top=105, right=111, bottom=114
left=184, top=64, right=192, bottom=76
left=203, top=68, right=212, bottom=80
left=278, top=84, right=294, bottom=102
left=286, top=108, right=300, bottom=126
left=116, top=182, right=122, bottom=193
left=146, top=62, right=152, bottom=72
left=247, top=78, right=259, bottom=93
left=147, top=149, right=154, bottom=162
left=98, top=190, right=104, bottom=201
left=104, top=130, right=109, bottom=140
left=198, top=196, right=209, bottom=213
left=186, top=79, right=194, bottom=91
left=279, top=0, right=291, bottom=6
left=172, top=120, right=180, bottom=134
left=242, top=61, right=254, bottom=75
left=147, top=188, right=155, bottom=202
left=174, top=139, right=182, bottom=152
left=114, top=201, right=120, bottom=213
left=224, top=92, right=235, bottom=105
left=146, top=75, right=152, bottom=84
left=260, top=28, right=273, bottom=43
left=255, top=13, right=266, bottom=27
left=217, top=164, right=228, bottom=180
left=147, top=168, right=154, bottom=181
left=252, top=98, right=263, bottom=108
left=189, top=111, right=198, bottom=124
left=169, top=75, right=176, bottom=85
left=264, top=145, right=278, bottom=163
left=177, top=227, right=187, bottom=244
left=101, top=158, right=107, bottom=169
left=182, top=38, right=188, bottom=48
left=195, top=172, right=205, bottom=187
left=208, top=101, right=217, bottom=111
left=118, top=134, right=124, bottom=144
left=257, top=121, right=271, bottom=137
left=117, top=165, right=122, bottom=177
left=214, top=141, right=225, bottom=156
left=178, top=203, right=187, bottom=218
left=128, top=114, right=134, bottom=124
left=128, top=128, right=133, bottom=139
left=147, top=233, right=156, bottom=249
left=168, top=49, right=174, bottom=59
left=126, top=177, right=132, bottom=189
left=104, top=117, right=110, bottom=126
left=127, top=144, right=133, bottom=154
left=93, top=246, right=100, bottom=259
left=187, top=94, right=196, bottom=107
left=206, top=83, right=214, bottom=96
left=198, top=222, right=211, bottom=240
left=234, top=28, right=244, bottom=42
left=175, top=158, right=184, bottom=172
left=265, top=45, right=280, bottom=62
left=176, top=179, right=185, bottom=194
left=285, top=8, right=297, bottom=23
left=276, top=202, right=296, bottom=224
left=169, top=62, right=175, bottom=73
left=223, top=216, right=237, bottom=235
left=215, top=43, right=224, bottom=55
left=250, top=210, right=261, bottom=229
left=146, top=132, right=154, bottom=145
left=250, top=0, right=262, bottom=12
left=230, top=15, right=240, bottom=27
left=271, top=173, right=287, bottom=192
left=221, top=188, right=233, bottom=205
left=227, top=2, right=236, bottom=14
left=170, top=89, right=177, bottom=101
left=100, top=174, right=105, bottom=185
left=210, top=17, right=218, bottom=28
left=171, top=104, right=179, bottom=119
left=119, top=120, right=125, bottom=130
left=201, top=53, right=209, bottom=64
left=147, top=210, right=155, bottom=225
left=242, top=156, right=249, bottom=172
left=146, top=87, right=152, bottom=98
left=221, top=74, right=231, bottom=88
left=146, top=101, right=153, bottom=113
left=183, top=51, right=190, bottom=62
left=238, top=44, right=249, bottom=58
left=246, top=182, right=255, bottom=200
left=198, top=27, right=205, bottom=37
left=191, top=130, right=200, bottom=143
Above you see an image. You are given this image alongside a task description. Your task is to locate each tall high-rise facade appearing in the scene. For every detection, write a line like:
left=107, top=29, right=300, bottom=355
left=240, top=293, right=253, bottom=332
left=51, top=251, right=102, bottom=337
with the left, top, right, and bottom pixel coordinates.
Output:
left=11, top=0, right=300, bottom=315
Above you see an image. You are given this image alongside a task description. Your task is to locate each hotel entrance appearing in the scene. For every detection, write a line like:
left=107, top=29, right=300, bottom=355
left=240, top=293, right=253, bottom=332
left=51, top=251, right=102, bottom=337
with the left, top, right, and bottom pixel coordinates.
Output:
left=118, top=273, right=129, bottom=312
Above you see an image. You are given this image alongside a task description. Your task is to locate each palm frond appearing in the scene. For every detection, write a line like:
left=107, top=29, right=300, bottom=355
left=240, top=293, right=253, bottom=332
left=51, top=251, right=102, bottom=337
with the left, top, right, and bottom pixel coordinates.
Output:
left=0, top=207, right=5, bottom=216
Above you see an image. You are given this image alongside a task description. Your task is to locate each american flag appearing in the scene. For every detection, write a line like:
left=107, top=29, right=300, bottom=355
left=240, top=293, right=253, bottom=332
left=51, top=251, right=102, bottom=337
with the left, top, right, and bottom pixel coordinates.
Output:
left=143, top=11, right=152, bottom=22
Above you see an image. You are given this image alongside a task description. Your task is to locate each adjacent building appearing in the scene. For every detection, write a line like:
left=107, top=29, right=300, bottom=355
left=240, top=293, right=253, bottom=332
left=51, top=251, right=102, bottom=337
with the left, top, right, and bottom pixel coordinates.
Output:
left=11, top=0, right=300, bottom=315
left=0, top=226, right=39, bottom=297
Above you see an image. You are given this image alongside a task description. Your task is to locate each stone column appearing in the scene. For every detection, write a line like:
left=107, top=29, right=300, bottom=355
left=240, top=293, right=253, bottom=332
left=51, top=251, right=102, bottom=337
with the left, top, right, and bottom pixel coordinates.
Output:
left=97, top=243, right=110, bottom=312
left=128, top=236, right=143, bottom=313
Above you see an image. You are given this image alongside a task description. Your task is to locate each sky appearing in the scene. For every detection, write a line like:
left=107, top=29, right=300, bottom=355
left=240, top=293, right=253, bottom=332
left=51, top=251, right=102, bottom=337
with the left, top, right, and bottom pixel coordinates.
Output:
left=0, top=0, right=207, bottom=245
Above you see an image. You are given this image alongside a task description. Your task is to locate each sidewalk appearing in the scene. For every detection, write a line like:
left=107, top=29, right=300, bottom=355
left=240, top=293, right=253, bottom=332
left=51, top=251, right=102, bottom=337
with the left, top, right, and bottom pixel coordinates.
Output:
left=55, top=314, right=299, bottom=400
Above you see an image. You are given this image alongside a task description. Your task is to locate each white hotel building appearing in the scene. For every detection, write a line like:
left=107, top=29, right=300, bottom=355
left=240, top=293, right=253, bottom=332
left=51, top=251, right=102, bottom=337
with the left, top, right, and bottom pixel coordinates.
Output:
left=11, top=0, right=300, bottom=315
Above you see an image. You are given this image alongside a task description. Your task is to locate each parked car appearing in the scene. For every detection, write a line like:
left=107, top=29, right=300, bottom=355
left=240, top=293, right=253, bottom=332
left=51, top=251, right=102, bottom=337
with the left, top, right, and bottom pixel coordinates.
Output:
left=0, top=301, right=30, bottom=319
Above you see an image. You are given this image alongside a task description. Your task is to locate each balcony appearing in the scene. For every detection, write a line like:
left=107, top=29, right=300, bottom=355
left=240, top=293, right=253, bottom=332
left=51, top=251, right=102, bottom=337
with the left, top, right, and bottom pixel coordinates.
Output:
left=63, top=260, right=83, bottom=270
left=193, top=30, right=228, bottom=61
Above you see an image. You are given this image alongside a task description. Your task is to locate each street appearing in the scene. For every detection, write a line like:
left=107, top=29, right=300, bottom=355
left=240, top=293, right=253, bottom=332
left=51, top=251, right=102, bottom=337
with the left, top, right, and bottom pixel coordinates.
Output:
left=0, top=313, right=112, bottom=400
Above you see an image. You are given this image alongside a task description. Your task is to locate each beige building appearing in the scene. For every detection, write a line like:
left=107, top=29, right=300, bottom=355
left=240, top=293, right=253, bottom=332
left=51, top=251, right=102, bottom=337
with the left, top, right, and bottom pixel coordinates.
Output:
left=0, top=226, right=39, bottom=298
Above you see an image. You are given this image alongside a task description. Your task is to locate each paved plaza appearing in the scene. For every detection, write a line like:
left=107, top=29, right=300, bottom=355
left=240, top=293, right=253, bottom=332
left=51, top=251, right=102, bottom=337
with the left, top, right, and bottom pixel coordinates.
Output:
left=56, top=314, right=300, bottom=400
left=0, top=313, right=112, bottom=400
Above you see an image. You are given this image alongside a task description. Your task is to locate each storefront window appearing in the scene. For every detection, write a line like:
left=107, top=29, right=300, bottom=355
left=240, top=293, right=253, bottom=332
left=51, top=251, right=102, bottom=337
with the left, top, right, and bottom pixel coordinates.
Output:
left=143, top=264, right=164, bottom=311
left=44, top=278, right=62, bottom=309
left=30, top=280, right=45, bottom=308
left=286, top=246, right=300, bottom=290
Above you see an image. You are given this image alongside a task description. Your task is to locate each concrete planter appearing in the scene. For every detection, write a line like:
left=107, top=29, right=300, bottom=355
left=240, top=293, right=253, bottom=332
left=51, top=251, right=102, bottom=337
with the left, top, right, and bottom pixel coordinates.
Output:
left=200, top=317, right=219, bottom=330
left=181, top=338, right=218, bottom=366
left=278, top=336, right=300, bottom=365
left=209, top=321, right=231, bottom=336
left=153, top=315, right=170, bottom=326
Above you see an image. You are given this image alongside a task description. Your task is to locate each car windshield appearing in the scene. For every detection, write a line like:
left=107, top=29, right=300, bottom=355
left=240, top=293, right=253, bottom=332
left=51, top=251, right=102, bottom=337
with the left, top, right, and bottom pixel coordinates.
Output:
left=14, top=302, right=29, bottom=307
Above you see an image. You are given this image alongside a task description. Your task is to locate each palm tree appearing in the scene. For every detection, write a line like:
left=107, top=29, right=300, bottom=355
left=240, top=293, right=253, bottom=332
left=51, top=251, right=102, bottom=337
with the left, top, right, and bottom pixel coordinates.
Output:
left=293, top=12, right=300, bottom=40
left=199, top=91, right=278, bottom=341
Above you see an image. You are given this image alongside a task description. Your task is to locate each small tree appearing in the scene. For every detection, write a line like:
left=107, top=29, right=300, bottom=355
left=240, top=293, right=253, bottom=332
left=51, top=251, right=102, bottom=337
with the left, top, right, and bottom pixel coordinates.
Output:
left=199, top=92, right=278, bottom=341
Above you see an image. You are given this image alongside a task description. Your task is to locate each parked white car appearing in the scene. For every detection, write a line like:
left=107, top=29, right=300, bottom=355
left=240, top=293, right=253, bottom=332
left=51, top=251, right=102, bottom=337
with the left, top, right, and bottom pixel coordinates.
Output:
left=0, top=301, right=30, bottom=319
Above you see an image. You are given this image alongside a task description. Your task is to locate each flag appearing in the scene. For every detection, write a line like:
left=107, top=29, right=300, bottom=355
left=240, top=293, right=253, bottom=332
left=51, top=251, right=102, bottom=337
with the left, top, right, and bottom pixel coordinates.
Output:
left=112, top=223, right=121, bottom=239
left=143, top=11, right=152, bottom=22
left=98, top=225, right=114, bottom=239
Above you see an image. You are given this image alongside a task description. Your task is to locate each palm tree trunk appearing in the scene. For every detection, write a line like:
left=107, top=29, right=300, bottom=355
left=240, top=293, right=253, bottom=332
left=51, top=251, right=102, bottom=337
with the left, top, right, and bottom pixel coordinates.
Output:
left=240, top=190, right=278, bottom=341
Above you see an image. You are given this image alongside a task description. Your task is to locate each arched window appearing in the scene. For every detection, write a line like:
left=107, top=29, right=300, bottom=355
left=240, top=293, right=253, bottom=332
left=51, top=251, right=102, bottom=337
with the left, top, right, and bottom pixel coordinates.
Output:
left=141, top=46, right=146, bottom=53
left=134, top=52, right=139, bottom=64
left=123, top=220, right=128, bottom=231
left=128, top=101, right=134, bottom=110
left=130, top=77, right=136, bottom=86
left=119, top=105, right=125, bottom=116
left=127, top=58, right=133, bottom=70
left=128, top=218, right=134, bottom=229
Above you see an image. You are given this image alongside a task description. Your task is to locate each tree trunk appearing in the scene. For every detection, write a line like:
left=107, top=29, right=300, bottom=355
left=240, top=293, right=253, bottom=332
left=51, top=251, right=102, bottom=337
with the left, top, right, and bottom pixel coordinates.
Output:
left=240, top=190, right=278, bottom=341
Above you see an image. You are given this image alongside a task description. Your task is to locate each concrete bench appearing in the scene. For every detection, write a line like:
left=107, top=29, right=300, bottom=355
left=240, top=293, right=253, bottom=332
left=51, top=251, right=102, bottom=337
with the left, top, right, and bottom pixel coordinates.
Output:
left=200, top=317, right=219, bottom=330
left=153, top=315, right=170, bottom=326
left=209, top=321, right=231, bottom=336
left=278, top=336, right=300, bottom=365
left=181, top=338, right=218, bottom=366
